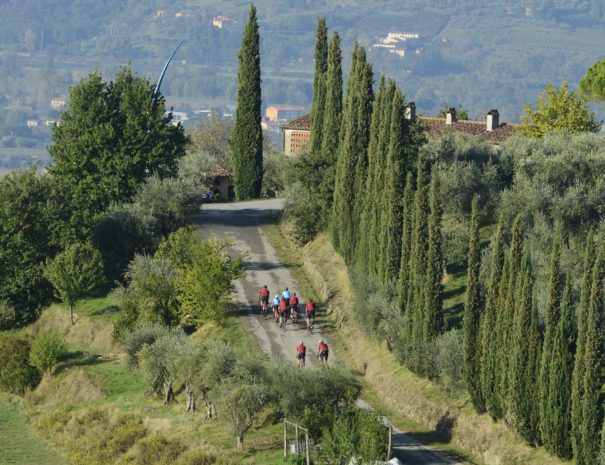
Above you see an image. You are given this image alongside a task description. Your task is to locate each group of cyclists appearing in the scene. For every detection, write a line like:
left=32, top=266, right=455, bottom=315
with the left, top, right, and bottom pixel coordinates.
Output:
left=258, top=285, right=316, bottom=333
left=258, top=285, right=328, bottom=368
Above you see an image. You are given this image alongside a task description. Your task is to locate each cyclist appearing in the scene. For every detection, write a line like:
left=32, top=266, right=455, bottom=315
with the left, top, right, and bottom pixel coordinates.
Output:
left=317, top=339, right=329, bottom=363
left=258, top=285, right=270, bottom=317
left=296, top=341, right=306, bottom=367
left=305, top=298, right=316, bottom=332
left=282, top=287, right=291, bottom=300
left=279, top=297, right=289, bottom=329
left=272, top=294, right=281, bottom=322
left=289, top=292, right=299, bottom=324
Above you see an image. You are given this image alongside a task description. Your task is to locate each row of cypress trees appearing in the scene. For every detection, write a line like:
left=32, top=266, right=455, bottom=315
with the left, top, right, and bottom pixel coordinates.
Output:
left=463, top=209, right=604, bottom=463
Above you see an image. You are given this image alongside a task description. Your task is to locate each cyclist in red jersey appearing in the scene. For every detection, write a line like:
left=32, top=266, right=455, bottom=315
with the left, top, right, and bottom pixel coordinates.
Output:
left=279, top=297, right=288, bottom=329
left=296, top=341, right=306, bottom=367
left=289, top=292, right=299, bottom=324
left=305, top=298, right=316, bottom=331
left=258, top=285, right=270, bottom=316
left=317, top=339, right=329, bottom=363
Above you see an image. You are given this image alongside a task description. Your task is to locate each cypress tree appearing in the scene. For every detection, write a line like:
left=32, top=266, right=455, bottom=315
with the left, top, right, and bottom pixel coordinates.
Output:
left=543, top=276, right=574, bottom=458
left=528, top=286, right=543, bottom=444
left=396, top=171, right=414, bottom=313
left=508, top=252, right=537, bottom=443
left=317, top=31, right=343, bottom=216
left=405, top=156, right=429, bottom=372
left=320, top=32, right=343, bottom=166
left=357, top=75, right=386, bottom=271
left=463, top=196, right=484, bottom=413
left=539, top=234, right=563, bottom=449
left=578, top=247, right=605, bottom=465
left=600, top=421, right=605, bottom=465
left=480, top=218, right=506, bottom=420
left=330, top=43, right=360, bottom=253
left=368, top=81, right=396, bottom=277
left=572, top=232, right=596, bottom=461
left=379, top=89, right=408, bottom=285
left=309, top=17, right=328, bottom=154
left=423, top=171, right=444, bottom=345
left=231, top=4, right=262, bottom=200
left=497, top=215, right=524, bottom=413
left=331, top=44, right=373, bottom=263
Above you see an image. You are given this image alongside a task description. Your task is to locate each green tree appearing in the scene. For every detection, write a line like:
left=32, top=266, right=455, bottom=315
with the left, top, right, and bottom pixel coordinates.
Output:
left=29, top=332, right=67, bottom=376
left=437, top=104, right=469, bottom=120
left=0, top=169, right=59, bottom=326
left=331, top=43, right=373, bottom=262
left=576, top=247, right=605, bottom=465
left=463, top=196, right=484, bottom=412
left=309, top=17, right=328, bottom=154
left=507, top=254, right=539, bottom=444
left=519, top=81, right=601, bottom=138
left=405, top=156, right=430, bottom=372
left=49, top=67, right=187, bottom=238
left=579, top=58, right=605, bottom=103
left=230, top=4, right=263, bottom=200
left=44, top=242, right=104, bottom=325
left=480, top=218, right=505, bottom=420
left=538, top=233, right=563, bottom=449
left=572, top=232, right=596, bottom=461
left=422, top=170, right=444, bottom=375
left=396, top=171, right=414, bottom=315
left=542, top=277, right=575, bottom=458
left=0, top=336, right=40, bottom=394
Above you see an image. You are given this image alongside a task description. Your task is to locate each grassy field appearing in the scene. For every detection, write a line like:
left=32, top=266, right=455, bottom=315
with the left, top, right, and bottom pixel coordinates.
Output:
left=0, top=394, right=65, bottom=465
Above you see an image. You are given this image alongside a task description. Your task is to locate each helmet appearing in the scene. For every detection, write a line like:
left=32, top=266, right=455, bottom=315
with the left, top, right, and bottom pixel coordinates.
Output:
left=263, top=285, right=267, bottom=288
left=299, top=341, right=304, bottom=345
left=319, top=339, right=323, bottom=343
left=275, top=294, right=279, bottom=299
left=284, top=287, right=289, bottom=291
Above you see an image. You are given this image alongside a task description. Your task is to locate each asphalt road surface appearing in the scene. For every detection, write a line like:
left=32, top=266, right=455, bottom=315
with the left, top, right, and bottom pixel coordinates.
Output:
left=196, top=199, right=464, bottom=465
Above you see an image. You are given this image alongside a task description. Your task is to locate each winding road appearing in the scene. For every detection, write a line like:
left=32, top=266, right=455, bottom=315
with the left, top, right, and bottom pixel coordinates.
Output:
left=196, top=199, right=464, bottom=465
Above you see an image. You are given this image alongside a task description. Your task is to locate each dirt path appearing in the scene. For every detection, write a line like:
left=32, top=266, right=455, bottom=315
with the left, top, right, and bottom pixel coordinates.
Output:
left=196, top=199, right=464, bottom=465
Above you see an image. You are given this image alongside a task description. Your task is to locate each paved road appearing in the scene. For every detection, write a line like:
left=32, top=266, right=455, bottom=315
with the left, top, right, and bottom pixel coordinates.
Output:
left=196, top=199, right=464, bottom=465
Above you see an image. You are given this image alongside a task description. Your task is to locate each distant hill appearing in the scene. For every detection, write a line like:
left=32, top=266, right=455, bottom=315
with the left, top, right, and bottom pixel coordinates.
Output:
left=1, top=0, right=604, bottom=159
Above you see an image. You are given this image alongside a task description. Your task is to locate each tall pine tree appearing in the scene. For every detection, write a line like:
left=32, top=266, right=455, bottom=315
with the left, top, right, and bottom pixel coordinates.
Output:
left=231, top=4, right=262, bottom=200
left=543, top=276, right=575, bottom=458
left=463, top=196, right=484, bottom=413
left=331, top=44, right=373, bottom=263
left=577, top=246, right=605, bottom=465
left=572, top=232, right=596, bottom=461
left=396, top=171, right=414, bottom=314
left=480, top=218, right=506, bottom=419
left=309, top=17, right=328, bottom=154
left=538, top=233, right=563, bottom=449
left=508, top=252, right=539, bottom=444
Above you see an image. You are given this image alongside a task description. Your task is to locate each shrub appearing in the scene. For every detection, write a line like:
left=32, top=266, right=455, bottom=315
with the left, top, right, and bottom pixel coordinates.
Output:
left=433, top=329, right=465, bottom=393
left=284, top=183, right=326, bottom=244
left=93, top=203, right=158, bottom=281
left=262, top=149, right=293, bottom=198
left=29, top=333, right=67, bottom=376
left=121, top=435, right=186, bottom=465
left=174, top=450, right=220, bottom=465
left=0, top=336, right=41, bottom=394
left=0, top=300, right=17, bottom=330
left=442, top=220, right=469, bottom=271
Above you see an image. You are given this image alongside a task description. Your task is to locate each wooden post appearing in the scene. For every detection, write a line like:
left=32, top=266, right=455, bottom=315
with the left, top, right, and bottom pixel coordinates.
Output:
left=387, top=424, right=392, bottom=460
left=305, top=428, right=310, bottom=465
left=295, top=424, right=299, bottom=454
left=284, top=419, right=288, bottom=459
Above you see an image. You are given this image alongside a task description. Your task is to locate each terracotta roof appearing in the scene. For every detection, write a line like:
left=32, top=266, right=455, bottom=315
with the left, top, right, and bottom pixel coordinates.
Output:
left=280, top=113, right=312, bottom=130
left=419, top=117, right=517, bottom=144
left=280, top=113, right=517, bottom=144
left=267, top=105, right=305, bottom=111
left=204, top=166, right=232, bottom=178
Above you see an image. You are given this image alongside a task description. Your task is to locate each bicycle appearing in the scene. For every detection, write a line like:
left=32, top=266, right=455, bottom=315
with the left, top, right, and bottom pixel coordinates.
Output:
left=260, top=300, right=269, bottom=318
left=279, top=313, right=287, bottom=332
left=306, top=313, right=315, bottom=334
left=290, top=306, right=298, bottom=324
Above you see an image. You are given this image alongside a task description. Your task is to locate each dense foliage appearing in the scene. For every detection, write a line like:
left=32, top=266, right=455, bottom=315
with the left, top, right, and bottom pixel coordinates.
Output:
left=0, top=336, right=41, bottom=394
left=230, top=4, right=263, bottom=200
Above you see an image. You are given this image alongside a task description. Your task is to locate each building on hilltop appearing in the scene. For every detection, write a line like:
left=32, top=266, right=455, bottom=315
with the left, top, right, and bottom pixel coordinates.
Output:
left=265, top=105, right=306, bottom=123
left=280, top=107, right=516, bottom=155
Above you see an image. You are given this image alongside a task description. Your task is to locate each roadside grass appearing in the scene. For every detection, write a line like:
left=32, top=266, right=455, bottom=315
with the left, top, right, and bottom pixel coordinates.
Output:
left=0, top=394, right=65, bottom=465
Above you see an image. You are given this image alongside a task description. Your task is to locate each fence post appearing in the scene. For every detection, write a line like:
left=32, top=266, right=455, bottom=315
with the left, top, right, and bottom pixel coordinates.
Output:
left=305, top=428, right=310, bottom=465
left=284, top=419, right=288, bottom=459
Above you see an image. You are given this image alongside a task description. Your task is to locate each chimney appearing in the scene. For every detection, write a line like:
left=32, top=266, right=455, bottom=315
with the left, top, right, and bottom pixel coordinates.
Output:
left=445, top=107, right=456, bottom=125
left=405, top=102, right=416, bottom=120
left=486, top=109, right=499, bottom=131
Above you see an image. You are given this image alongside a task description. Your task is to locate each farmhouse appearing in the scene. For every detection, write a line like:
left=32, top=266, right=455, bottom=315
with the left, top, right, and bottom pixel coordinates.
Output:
left=280, top=106, right=516, bottom=155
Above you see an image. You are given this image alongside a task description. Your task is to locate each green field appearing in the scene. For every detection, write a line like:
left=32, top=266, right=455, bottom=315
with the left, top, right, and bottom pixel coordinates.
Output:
left=0, top=394, right=65, bottom=465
